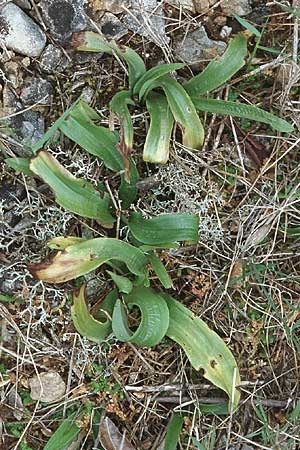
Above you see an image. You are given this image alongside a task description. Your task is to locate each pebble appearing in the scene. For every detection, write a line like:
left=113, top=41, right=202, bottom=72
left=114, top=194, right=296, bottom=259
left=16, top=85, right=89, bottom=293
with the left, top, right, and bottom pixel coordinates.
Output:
left=29, top=371, right=66, bottom=403
left=123, top=0, right=169, bottom=47
left=100, top=12, right=128, bottom=40
left=40, top=0, right=86, bottom=43
left=20, top=77, right=53, bottom=105
left=221, top=0, right=252, bottom=16
left=174, top=25, right=226, bottom=65
left=39, top=44, right=70, bottom=73
left=91, top=0, right=129, bottom=14
left=0, top=3, right=46, bottom=57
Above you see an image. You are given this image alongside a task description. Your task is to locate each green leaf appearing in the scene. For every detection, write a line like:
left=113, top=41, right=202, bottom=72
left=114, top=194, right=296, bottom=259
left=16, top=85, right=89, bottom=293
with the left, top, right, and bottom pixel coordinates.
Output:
left=148, top=251, right=173, bottom=289
left=112, top=287, right=170, bottom=347
left=192, top=97, right=294, bottom=133
left=32, top=98, right=81, bottom=153
left=5, top=157, right=34, bottom=176
left=71, top=285, right=116, bottom=342
left=185, top=33, right=248, bottom=96
left=59, top=103, right=124, bottom=173
left=128, top=212, right=199, bottom=247
left=107, top=270, right=133, bottom=294
left=28, top=237, right=147, bottom=283
left=0, top=294, right=24, bottom=304
left=72, top=32, right=146, bottom=89
left=110, top=91, right=135, bottom=153
left=29, top=151, right=115, bottom=227
left=163, top=415, right=184, bottom=450
left=144, top=76, right=204, bottom=149
left=133, top=63, right=185, bottom=97
left=47, top=236, right=87, bottom=250
left=164, top=294, right=241, bottom=410
left=143, top=92, right=174, bottom=164
left=43, top=412, right=80, bottom=450
left=233, top=14, right=261, bottom=37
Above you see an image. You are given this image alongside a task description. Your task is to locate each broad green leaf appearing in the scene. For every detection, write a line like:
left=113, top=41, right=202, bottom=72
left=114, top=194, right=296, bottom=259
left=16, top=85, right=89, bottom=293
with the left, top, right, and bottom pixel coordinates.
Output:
left=144, top=75, right=204, bottom=149
left=47, top=236, right=87, bottom=250
left=233, top=14, right=261, bottom=37
left=133, top=63, right=185, bottom=97
left=112, top=287, right=170, bottom=347
left=118, top=158, right=139, bottom=208
left=164, top=294, right=241, bottom=410
left=163, top=415, right=184, bottom=450
left=128, top=212, right=199, bottom=246
left=107, top=270, right=133, bottom=293
left=143, top=92, right=174, bottom=164
left=32, top=98, right=81, bottom=152
left=68, top=99, right=101, bottom=122
left=43, top=412, right=80, bottom=450
left=185, top=33, right=248, bottom=96
left=192, top=97, right=294, bottom=133
left=72, top=31, right=146, bottom=88
left=29, top=151, right=115, bottom=227
left=110, top=91, right=135, bottom=153
left=59, top=109, right=124, bottom=173
left=148, top=251, right=173, bottom=289
left=71, top=285, right=116, bottom=342
left=5, top=157, right=33, bottom=176
left=28, top=237, right=147, bottom=283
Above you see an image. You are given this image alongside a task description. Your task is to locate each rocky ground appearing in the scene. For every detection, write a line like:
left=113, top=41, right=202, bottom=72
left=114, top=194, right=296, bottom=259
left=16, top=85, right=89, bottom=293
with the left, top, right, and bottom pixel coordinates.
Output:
left=1, top=0, right=300, bottom=449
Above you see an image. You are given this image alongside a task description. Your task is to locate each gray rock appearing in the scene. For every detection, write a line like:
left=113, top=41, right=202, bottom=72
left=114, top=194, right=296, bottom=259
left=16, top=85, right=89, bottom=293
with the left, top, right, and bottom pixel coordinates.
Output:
left=123, top=0, right=169, bottom=47
left=174, top=26, right=226, bottom=65
left=40, top=0, right=86, bottom=43
left=221, top=0, right=252, bottom=16
left=12, top=109, right=45, bottom=148
left=100, top=12, right=128, bottom=40
left=0, top=3, right=46, bottom=57
left=20, top=77, right=53, bottom=105
left=39, top=44, right=70, bottom=73
left=80, top=86, right=95, bottom=104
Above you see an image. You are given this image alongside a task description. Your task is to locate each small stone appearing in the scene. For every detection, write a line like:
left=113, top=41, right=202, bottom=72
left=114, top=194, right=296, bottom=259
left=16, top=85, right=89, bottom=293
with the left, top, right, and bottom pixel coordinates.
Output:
left=0, top=3, right=46, bottom=57
left=29, top=371, right=66, bottom=403
left=100, top=12, right=128, bottom=40
left=123, top=0, right=169, bottom=47
left=40, top=0, right=86, bottom=43
left=20, top=77, right=53, bottom=105
left=174, top=25, right=226, bottom=65
left=3, top=60, right=22, bottom=88
left=220, top=25, right=232, bottom=39
left=221, top=0, right=252, bottom=16
left=39, top=44, right=70, bottom=73
left=91, top=0, right=129, bottom=14
left=80, top=86, right=95, bottom=104
left=12, top=109, right=45, bottom=148
left=165, top=0, right=195, bottom=11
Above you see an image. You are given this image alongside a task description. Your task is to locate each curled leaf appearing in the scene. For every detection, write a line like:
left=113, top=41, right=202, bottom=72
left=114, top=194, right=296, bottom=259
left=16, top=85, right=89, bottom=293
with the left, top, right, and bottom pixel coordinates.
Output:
left=185, top=33, right=248, bottom=95
left=112, top=287, right=170, bottom=347
left=143, top=92, right=174, bottom=164
left=29, top=151, right=115, bottom=227
left=71, top=285, right=116, bottom=342
left=144, top=75, right=204, bottom=149
left=28, top=237, right=147, bottom=283
left=133, top=62, right=185, bottom=97
left=99, top=417, right=135, bottom=450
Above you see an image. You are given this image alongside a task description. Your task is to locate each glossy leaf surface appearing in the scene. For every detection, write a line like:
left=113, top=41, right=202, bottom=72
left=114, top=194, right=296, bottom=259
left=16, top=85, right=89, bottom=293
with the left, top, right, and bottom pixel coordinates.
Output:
left=143, top=92, right=174, bottom=164
left=148, top=251, right=173, bottom=289
left=5, top=157, right=33, bottom=176
left=29, top=237, right=147, bottom=283
left=133, top=63, right=185, bottom=97
left=112, top=287, right=170, bottom=347
left=43, top=412, right=80, bottom=450
left=107, top=270, right=133, bottom=293
left=144, top=75, right=204, bottom=149
left=185, top=33, right=248, bottom=95
left=164, top=294, right=241, bottom=410
left=128, top=212, right=199, bottom=246
left=29, top=151, right=115, bottom=227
